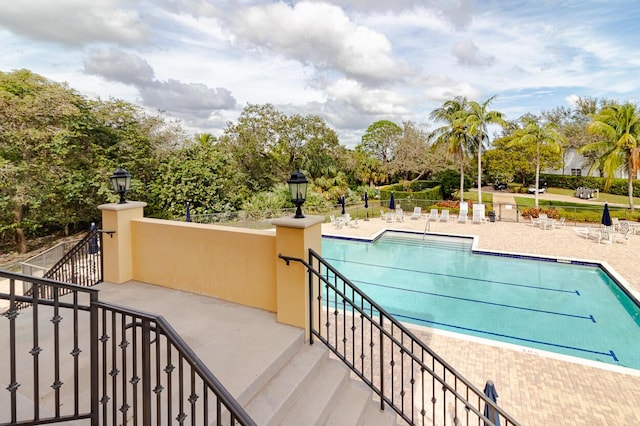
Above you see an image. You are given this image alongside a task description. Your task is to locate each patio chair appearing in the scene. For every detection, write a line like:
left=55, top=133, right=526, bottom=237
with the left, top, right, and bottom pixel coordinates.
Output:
left=439, top=209, right=450, bottom=222
left=615, top=222, right=631, bottom=244
left=612, top=217, right=620, bottom=231
left=472, top=203, right=485, bottom=224
left=329, top=215, right=342, bottom=228
left=411, top=206, right=422, bottom=220
left=598, top=228, right=613, bottom=244
left=427, top=208, right=439, bottom=221
left=395, top=208, right=404, bottom=222
left=458, top=202, right=468, bottom=223
left=538, top=214, right=553, bottom=230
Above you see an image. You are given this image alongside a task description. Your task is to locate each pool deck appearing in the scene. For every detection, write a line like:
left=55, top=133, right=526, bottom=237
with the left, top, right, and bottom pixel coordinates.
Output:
left=321, top=213, right=640, bottom=425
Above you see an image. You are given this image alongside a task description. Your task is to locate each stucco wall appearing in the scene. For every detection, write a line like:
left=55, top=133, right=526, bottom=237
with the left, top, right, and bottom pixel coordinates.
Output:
left=130, top=218, right=277, bottom=312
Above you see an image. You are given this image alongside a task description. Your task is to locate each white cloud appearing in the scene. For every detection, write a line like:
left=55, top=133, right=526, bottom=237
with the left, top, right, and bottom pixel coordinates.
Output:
left=84, top=49, right=236, bottom=119
left=0, top=0, right=148, bottom=46
left=452, top=40, right=494, bottom=67
left=231, top=1, right=404, bottom=84
left=84, top=49, right=155, bottom=86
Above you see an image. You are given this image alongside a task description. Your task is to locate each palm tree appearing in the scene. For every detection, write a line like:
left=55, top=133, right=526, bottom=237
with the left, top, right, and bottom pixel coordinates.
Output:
left=463, top=96, right=506, bottom=203
left=507, top=117, right=565, bottom=208
left=430, top=97, right=471, bottom=202
left=578, top=103, right=640, bottom=212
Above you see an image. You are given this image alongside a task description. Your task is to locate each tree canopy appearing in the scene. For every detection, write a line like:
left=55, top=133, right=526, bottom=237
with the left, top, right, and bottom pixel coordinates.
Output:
left=1, top=68, right=637, bottom=253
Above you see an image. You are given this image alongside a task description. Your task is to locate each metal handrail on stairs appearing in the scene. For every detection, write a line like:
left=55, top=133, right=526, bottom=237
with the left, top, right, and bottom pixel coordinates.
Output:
left=15, top=227, right=104, bottom=311
left=0, top=270, right=256, bottom=426
left=279, top=249, right=520, bottom=426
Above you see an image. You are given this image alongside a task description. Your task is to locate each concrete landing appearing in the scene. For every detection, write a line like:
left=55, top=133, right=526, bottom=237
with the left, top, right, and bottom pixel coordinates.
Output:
left=95, top=280, right=305, bottom=401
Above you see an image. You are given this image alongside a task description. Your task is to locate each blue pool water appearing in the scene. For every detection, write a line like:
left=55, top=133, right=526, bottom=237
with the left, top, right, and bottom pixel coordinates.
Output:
left=321, top=231, right=640, bottom=370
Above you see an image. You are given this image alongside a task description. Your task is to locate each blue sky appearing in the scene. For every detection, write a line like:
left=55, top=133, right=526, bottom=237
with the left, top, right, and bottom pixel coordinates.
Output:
left=1, top=0, right=638, bottom=147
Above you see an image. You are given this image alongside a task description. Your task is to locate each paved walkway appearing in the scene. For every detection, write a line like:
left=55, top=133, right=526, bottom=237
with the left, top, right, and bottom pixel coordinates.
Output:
left=322, top=213, right=640, bottom=425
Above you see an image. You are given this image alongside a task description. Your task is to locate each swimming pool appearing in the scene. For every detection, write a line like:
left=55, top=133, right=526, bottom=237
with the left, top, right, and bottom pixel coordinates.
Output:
left=321, top=231, right=640, bottom=370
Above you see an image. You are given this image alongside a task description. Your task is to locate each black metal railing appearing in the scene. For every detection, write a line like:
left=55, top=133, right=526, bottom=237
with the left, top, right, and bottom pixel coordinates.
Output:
left=0, top=270, right=256, bottom=426
left=279, top=250, right=520, bottom=426
left=15, top=227, right=103, bottom=312
left=44, top=226, right=103, bottom=286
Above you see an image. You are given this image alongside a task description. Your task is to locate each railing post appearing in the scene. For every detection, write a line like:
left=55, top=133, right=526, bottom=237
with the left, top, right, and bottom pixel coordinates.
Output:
left=142, top=318, right=152, bottom=426
left=379, top=315, right=384, bottom=411
left=308, top=252, right=314, bottom=345
left=90, top=293, right=99, bottom=425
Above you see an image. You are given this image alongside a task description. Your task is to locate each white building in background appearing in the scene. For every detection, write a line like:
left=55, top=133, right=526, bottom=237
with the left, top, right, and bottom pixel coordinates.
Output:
left=546, top=148, right=636, bottom=179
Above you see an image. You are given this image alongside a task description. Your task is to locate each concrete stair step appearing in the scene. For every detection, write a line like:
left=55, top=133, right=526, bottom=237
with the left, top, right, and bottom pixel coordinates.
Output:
left=323, top=378, right=371, bottom=425
left=359, top=400, right=400, bottom=426
left=278, top=357, right=348, bottom=425
left=244, top=343, right=328, bottom=425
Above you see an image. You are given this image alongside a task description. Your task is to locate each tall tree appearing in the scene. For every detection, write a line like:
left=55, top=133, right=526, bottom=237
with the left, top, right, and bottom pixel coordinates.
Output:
left=507, top=116, right=565, bottom=208
left=429, top=97, right=471, bottom=202
left=578, top=102, right=640, bottom=212
left=359, top=120, right=402, bottom=183
left=389, top=121, right=431, bottom=181
left=147, top=134, right=237, bottom=218
left=0, top=69, right=88, bottom=252
left=463, top=96, right=506, bottom=202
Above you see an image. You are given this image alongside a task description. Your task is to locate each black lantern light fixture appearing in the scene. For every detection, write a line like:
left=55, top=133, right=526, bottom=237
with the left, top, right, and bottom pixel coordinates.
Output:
left=287, top=169, right=309, bottom=218
left=110, top=167, right=132, bottom=204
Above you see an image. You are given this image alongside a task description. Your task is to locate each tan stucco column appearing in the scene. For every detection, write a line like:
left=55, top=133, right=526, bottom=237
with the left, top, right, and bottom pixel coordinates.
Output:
left=98, top=201, right=147, bottom=284
left=272, top=215, right=324, bottom=339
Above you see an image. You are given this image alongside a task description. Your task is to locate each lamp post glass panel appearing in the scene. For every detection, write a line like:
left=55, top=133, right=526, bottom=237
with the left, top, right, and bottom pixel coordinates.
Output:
left=287, top=170, right=308, bottom=218
left=110, top=168, right=132, bottom=204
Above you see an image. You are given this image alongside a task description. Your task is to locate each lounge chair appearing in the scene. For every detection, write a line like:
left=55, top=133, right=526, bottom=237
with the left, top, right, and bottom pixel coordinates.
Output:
left=472, top=203, right=485, bottom=224
left=439, top=209, right=450, bottom=222
left=573, top=226, right=599, bottom=241
left=395, top=208, right=404, bottom=222
left=457, top=202, right=468, bottom=223
left=427, top=208, right=438, bottom=221
left=411, top=207, right=422, bottom=220
left=615, top=222, right=631, bottom=244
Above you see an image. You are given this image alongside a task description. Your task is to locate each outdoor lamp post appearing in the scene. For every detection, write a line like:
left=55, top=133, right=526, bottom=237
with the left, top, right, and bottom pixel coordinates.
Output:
left=287, top=170, right=309, bottom=218
left=110, top=167, right=132, bottom=204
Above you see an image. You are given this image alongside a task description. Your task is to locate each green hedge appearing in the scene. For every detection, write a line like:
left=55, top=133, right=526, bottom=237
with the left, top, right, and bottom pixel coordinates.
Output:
left=379, top=181, right=443, bottom=204
left=541, top=174, right=640, bottom=197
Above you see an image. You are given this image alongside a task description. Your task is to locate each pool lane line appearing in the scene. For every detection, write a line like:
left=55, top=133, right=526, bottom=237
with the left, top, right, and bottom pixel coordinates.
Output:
left=324, top=256, right=580, bottom=296
left=351, top=279, right=596, bottom=323
left=392, top=312, right=618, bottom=362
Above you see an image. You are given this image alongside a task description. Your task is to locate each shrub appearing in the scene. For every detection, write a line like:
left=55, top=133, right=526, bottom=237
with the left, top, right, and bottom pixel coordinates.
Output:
left=521, top=207, right=560, bottom=219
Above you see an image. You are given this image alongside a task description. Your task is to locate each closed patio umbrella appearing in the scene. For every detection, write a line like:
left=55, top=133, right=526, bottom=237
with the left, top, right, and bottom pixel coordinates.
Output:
left=364, top=191, right=369, bottom=221
left=601, top=203, right=612, bottom=227
left=186, top=201, right=191, bottom=222
left=483, top=380, right=500, bottom=426
left=341, top=195, right=346, bottom=215
left=389, top=192, right=395, bottom=210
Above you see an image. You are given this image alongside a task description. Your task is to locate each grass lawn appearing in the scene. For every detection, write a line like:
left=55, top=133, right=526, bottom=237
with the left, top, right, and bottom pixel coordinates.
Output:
left=460, top=190, right=494, bottom=204
left=515, top=190, right=640, bottom=223
left=546, top=188, right=640, bottom=206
